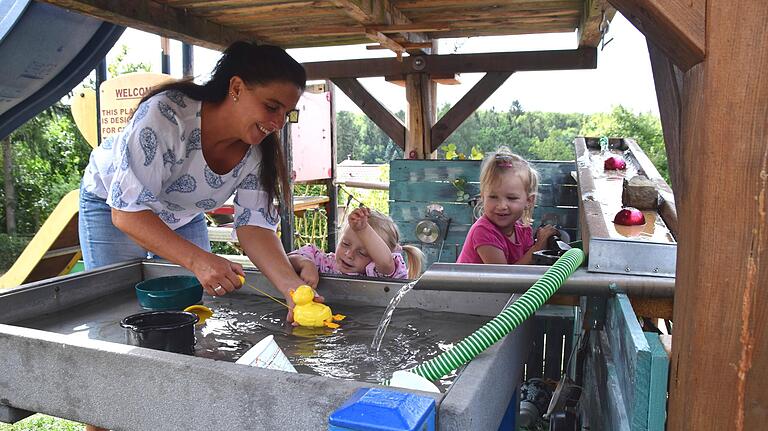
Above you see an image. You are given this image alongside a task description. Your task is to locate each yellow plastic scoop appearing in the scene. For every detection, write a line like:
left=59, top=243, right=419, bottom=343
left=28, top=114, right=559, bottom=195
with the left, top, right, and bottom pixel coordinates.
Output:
left=184, top=304, right=213, bottom=325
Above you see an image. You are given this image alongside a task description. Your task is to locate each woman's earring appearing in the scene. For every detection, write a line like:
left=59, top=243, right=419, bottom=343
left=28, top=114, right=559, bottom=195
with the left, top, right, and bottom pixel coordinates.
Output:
left=230, top=91, right=239, bottom=102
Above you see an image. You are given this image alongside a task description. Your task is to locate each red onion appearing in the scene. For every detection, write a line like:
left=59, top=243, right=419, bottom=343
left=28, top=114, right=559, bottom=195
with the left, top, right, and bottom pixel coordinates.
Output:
left=613, top=207, right=645, bottom=226
left=604, top=156, right=627, bottom=170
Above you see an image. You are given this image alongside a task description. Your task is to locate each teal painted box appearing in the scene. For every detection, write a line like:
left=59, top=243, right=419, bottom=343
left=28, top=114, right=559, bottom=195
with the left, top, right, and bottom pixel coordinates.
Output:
left=328, top=388, right=436, bottom=431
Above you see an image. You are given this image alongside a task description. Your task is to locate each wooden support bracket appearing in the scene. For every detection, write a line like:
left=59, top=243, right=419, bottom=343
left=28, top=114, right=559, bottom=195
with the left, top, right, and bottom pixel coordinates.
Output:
left=431, top=72, right=512, bottom=152
left=611, top=0, right=705, bottom=70
left=331, top=78, right=405, bottom=150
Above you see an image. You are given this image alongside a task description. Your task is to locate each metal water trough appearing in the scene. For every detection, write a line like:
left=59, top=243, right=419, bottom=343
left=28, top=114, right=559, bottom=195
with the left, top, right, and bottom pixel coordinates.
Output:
left=0, top=260, right=533, bottom=430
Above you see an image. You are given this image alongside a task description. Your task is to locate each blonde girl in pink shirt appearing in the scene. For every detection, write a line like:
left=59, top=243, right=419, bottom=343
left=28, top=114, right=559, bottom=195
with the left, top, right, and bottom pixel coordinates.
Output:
left=458, top=147, right=557, bottom=264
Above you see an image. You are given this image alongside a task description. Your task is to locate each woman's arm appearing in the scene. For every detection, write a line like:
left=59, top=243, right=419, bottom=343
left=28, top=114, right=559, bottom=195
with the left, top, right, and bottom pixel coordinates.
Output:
left=111, top=209, right=244, bottom=295
left=236, top=225, right=308, bottom=321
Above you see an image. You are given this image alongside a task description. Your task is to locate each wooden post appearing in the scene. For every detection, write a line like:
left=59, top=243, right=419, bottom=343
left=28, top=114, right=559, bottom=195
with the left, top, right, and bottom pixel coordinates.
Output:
left=668, top=1, right=768, bottom=429
left=326, top=80, right=338, bottom=252
left=405, top=73, right=434, bottom=159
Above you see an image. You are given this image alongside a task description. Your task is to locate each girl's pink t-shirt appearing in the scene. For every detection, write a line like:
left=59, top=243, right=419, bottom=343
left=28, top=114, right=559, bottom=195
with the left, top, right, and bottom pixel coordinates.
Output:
left=457, top=215, right=534, bottom=264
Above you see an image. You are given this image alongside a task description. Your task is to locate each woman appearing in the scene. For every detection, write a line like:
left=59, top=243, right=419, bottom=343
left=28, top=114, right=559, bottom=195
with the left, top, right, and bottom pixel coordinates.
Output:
left=79, top=41, right=308, bottom=318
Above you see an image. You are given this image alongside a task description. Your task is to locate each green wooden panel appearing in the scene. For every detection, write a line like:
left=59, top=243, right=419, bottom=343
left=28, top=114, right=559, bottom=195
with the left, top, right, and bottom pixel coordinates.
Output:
left=398, top=221, right=472, bottom=245
left=645, top=333, right=669, bottom=431
left=389, top=159, right=575, bottom=185
left=389, top=201, right=476, bottom=225
left=409, top=242, right=459, bottom=266
left=390, top=201, right=577, bottom=228
left=533, top=206, right=579, bottom=229
left=606, top=293, right=652, bottom=431
left=390, top=159, right=481, bottom=182
left=389, top=181, right=481, bottom=203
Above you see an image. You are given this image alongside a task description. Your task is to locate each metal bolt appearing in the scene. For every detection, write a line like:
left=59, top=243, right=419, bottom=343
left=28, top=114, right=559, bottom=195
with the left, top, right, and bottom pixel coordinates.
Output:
left=653, top=267, right=659, bottom=273
left=412, top=56, right=426, bottom=71
left=594, top=264, right=600, bottom=269
left=625, top=267, right=631, bottom=272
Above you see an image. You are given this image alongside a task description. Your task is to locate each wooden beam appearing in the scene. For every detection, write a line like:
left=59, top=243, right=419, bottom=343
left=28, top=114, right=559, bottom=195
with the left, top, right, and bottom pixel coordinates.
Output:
left=667, top=1, right=768, bottom=429
left=364, top=29, right=405, bottom=54
left=368, top=42, right=434, bottom=50
left=37, top=0, right=256, bottom=51
left=578, top=0, right=615, bottom=47
left=385, top=73, right=460, bottom=86
left=647, top=40, right=684, bottom=199
left=331, top=78, right=405, bottom=150
left=431, top=72, right=512, bottom=151
left=405, top=73, right=434, bottom=159
left=329, top=0, right=428, bottom=44
left=304, top=48, right=597, bottom=80
left=610, top=0, right=705, bottom=70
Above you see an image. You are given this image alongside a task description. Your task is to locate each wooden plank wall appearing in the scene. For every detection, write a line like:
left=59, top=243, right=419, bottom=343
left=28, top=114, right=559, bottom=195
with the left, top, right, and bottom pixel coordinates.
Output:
left=389, top=159, right=579, bottom=267
left=522, top=307, right=577, bottom=382
left=581, top=294, right=670, bottom=430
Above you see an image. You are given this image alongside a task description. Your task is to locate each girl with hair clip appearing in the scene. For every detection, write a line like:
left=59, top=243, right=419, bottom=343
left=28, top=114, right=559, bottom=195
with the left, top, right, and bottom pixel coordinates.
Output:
left=288, top=207, right=424, bottom=285
left=79, top=41, right=310, bottom=319
left=457, top=147, right=557, bottom=264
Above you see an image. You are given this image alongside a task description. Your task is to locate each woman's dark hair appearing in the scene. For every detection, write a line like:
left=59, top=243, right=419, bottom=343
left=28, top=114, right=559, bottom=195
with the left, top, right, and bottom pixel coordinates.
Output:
left=139, top=41, right=307, bottom=213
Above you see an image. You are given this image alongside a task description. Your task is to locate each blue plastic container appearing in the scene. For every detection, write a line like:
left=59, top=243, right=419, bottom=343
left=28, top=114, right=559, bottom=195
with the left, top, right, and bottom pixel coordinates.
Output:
left=134, top=275, right=203, bottom=311
left=328, top=388, right=435, bottom=431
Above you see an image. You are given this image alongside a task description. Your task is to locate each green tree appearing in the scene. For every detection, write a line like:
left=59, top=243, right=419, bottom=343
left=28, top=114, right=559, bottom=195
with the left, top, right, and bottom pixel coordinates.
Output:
left=1, top=103, right=90, bottom=234
left=336, top=111, right=357, bottom=162
left=107, top=44, right=152, bottom=79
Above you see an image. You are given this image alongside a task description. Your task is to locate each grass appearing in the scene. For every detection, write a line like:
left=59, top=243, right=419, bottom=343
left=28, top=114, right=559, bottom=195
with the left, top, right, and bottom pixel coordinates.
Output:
left=0, top=415, right=83, bottom=431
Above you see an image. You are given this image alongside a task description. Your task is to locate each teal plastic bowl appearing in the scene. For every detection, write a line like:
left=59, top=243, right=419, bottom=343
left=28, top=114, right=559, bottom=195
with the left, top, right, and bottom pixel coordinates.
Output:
left=135, top=275, right=203, bottom=311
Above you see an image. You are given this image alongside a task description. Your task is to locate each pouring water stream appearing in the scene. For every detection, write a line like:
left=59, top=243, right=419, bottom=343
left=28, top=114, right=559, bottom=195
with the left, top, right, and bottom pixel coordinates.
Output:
left=370, top=280, right=417, bottom=352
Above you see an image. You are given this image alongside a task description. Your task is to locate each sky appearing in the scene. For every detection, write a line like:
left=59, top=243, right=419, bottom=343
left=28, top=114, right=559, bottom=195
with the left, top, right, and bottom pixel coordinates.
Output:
left=106, top=12, right=659, bottom=116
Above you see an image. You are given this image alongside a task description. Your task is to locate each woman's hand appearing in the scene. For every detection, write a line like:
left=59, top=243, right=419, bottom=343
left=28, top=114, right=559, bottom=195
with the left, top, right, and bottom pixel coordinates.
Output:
left=347, top=207, right=371, bottom=232
left=190, top=252, right=245, bottom=296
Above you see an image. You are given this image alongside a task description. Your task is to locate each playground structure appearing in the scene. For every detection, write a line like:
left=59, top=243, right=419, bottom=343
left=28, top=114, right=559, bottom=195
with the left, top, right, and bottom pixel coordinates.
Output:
left=0, top=1, right=765, bottom=430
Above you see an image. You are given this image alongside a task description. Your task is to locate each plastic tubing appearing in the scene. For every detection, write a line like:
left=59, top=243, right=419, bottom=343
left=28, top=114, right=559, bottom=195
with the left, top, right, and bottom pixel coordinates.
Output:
left=410, top=248, right=584, bottom=382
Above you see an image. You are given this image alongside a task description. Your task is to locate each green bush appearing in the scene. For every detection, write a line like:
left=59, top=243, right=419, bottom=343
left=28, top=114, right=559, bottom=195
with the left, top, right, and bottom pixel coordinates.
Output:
left=0, top=414, right=83, bottom=431
left=0, top=234, right=31, bottom=271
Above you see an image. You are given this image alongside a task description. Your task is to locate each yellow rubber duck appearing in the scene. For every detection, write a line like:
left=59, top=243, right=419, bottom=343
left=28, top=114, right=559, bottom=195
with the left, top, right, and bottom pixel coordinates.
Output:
left=290, top=285, right=345, bottom=329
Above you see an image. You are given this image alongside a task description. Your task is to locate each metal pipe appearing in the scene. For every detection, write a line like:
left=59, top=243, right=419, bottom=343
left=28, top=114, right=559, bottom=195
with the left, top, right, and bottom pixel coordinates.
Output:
left=415, top=263, right=675, bottom=298
left=335, top=180, right=389, bottom=190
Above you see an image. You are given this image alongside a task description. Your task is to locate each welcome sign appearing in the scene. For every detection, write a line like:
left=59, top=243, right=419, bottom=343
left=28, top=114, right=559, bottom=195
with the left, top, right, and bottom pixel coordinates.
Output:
left=99, top=72, right=174, bottom=138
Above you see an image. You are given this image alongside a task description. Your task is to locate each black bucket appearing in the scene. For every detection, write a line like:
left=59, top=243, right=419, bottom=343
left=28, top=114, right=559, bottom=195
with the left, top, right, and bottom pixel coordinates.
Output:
left=120, top=311, right=199, bottom=355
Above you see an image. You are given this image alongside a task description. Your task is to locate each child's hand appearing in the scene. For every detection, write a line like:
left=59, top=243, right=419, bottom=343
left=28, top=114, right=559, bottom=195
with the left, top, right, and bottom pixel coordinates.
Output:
left=535, top=224, right=558, bottom=244
left=298, top=260, right=320, bottom=288
left=347, top=207, right=371, bottom=232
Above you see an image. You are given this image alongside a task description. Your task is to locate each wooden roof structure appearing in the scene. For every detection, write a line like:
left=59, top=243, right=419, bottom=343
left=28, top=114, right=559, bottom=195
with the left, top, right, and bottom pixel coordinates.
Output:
left=30, top=1, right=768, bottom=430
left=39, top=0, right=612, bottom=52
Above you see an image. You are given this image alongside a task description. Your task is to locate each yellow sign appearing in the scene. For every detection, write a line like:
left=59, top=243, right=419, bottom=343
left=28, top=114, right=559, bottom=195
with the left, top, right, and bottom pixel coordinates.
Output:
left=99, top=72, right=174, bottom=138
left=71, top=86, right=97, bottom=148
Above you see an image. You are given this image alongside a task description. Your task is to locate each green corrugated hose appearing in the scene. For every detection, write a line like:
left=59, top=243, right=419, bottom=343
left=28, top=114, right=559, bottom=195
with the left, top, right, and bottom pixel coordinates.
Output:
left=408, top=248, right=584, bottom=382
